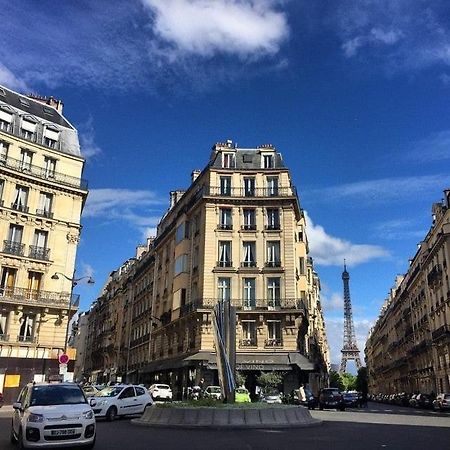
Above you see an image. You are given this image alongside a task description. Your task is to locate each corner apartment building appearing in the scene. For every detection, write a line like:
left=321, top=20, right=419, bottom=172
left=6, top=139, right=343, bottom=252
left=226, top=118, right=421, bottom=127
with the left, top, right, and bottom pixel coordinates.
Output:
left=0, top=85, right=88, bottom=402
left=84, top=141, right=330, bottom=398
left=366, top=189, right=450, bottom=395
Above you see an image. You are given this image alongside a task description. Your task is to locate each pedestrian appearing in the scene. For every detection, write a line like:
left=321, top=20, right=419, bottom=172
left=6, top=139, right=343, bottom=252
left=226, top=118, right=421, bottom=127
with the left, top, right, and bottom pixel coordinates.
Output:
left=298, top=384, right=306, bottom=403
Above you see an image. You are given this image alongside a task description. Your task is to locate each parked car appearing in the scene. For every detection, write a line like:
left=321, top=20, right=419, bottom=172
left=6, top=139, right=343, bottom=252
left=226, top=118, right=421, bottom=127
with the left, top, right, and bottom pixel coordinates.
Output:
left=83, top=385, right=101, bottom=398
left=93, top=385, right=153, bottom=421
left=342, top=391, right=359, bottom=408
left=318, top=388, right=345, bottom=411
left=203, top=386, right=222, bottom=401
left=290, top=388, right=317, bottom=409
left=409, top=394, right=418, bottom=407
left=235, top=387, right=251, bottom=403
left=433, top=393, right=450, bottom=411
left=148, top=384, right=173, bottom=401
left=261, top=389, right=283, bottom=404
left=415, top=393, right=433, bottom=409
left=10, top=382, right=96, bottom=449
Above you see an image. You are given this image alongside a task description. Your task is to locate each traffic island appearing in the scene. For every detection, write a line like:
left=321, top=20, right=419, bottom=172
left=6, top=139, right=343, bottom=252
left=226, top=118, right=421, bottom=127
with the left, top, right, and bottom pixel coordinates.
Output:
left=132, top=403, right=322, bottom=429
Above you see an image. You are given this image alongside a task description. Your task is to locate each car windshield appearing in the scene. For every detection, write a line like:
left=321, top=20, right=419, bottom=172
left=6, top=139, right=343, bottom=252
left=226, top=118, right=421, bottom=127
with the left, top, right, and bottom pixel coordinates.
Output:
left=265, top=389, right=280, bottom=396
left=236, top=388, right=248, bottom=394
left=96, top=387, right=123, bottom=397
left=156, top=385, right=170, bottom=389
left=30, top=385, right=86, bottom=406
left=208, top=387, right=221, bottom=393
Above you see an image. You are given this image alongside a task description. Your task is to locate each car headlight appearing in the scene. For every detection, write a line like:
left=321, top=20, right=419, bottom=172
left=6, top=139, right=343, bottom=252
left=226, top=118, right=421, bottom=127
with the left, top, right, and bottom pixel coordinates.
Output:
left=83, top=410, right=94, bottom=419
left=98, top=400, right=109, bottom=406
left=28, top=413, right=44, bottom=423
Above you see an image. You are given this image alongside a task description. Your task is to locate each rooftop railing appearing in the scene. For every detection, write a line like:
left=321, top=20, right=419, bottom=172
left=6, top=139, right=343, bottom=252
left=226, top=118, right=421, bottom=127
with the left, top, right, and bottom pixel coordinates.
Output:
left=205, top=186, right=295, bottom=198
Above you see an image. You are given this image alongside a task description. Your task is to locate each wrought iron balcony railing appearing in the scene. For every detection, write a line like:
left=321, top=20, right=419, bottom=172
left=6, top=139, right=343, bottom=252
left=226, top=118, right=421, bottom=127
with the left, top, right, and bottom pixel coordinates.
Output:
left=264, top=338, right=283, bottom=347
left=196, top=297, right=305, bottom=311
left=35, top=209, right=53, bottom=219
left=240, top=338, right=257, bottom=347
left=216, top=261, right=233, bottom=267
left=265, top=261, right=282, bottom=268
left=0, top=286, right=79, bottom=308
left=11, top=203, right=29, bottom=213
left=205, top=186, right=295, bottom=198
left=0, top=154, right=88, bottom=190
left=0, top=333, right=9, bottom=342
left=432, top=324, right=450, bottom=342
left=218, top=224, right=233, bottom=230
left=17, top=335, right=37, bottom=343
left=241, top=261, right=257, bottom=268
left=2, top=240, right=25, bottom=256
left=241, top=224, right=256, bottom=231
left=28, top=245, right=50, bottom=261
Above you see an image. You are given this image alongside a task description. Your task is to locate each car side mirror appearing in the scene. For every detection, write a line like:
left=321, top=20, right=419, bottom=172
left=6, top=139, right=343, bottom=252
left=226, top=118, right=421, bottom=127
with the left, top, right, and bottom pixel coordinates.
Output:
left=12, top=402, right=22, bottom=410
left=89, top=398, right=97, bottom=407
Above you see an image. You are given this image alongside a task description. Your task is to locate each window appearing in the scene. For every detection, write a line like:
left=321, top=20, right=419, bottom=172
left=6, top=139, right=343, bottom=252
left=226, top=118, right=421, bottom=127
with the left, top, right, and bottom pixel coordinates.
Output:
left=266, top=176, right=279, bottom=196
left=0, top=312, right=6, bottom=336
left=242, top=209, right=256, bottom=230
left=242, top=242, right=256, bottom=267
left=262, top=153, right=274, bottom=168
left=175, top=221, right=189, bottom=243
left=12, top=185, right=29, bottom=212
left=218, top=277, right=231, bottom=301
left=19, top=98, right=30, bottom=108
left=44, top=157, right=56, bottom=178
left=299, top=257, right=305, bottom=275
left=193, top=246, right=199, bottom=269
left=218, top=241, right=232, bottom=267
left=0, top=109, right=12, bottom=132
left=243, top=177, right=255, bottom=197
left=0, top=179, right=4, bottom=203
left=219, top=208, right=232, bottom=230
left=27, top=272, right=42, bottom=299
left=241, top=321, right=257, bottom=346
left=20, top=149, right=33, bottom=171
left=174, top=254, right=188, bottom=276
left=266, top=208, right=280, bottom=230
left=37, top=192, right=53, bottom=217
left=30, top=230, right=49, bottom=260
left=21, top=118, right=37, bottom=140
left=267, top=278, right=281, bottom=307
left=0, top=267, right=17, bottom=296
left=0, top=141, right=8, bottom=163
left=220, top=176, right=231, bottom=196
left=222, top=152, right=236, bottom=168
left=43, top=127, right=59, bottom=148
left=19, top=314, right=35, bottom=342
left=266, top=241, right=281, bottom=267
left=267, top=321, right=282, bottom=346
left=243, top=278, right=256, bottom=308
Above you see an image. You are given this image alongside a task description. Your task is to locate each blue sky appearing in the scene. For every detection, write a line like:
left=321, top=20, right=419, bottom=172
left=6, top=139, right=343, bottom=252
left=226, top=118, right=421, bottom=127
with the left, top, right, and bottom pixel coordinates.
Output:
left=2, top=0, right=450, bottom=367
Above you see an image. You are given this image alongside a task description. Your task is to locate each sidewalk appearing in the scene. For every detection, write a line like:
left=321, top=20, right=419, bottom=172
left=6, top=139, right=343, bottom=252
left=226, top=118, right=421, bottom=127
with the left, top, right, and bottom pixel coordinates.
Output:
left=0, top=405, right=13, bottom=416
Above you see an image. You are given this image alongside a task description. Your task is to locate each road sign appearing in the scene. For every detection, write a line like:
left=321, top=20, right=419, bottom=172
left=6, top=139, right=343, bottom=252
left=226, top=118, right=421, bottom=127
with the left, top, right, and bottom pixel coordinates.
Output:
left=59, top=353, right=70, bottom=364
left=59, top=363, right=68, bottom=375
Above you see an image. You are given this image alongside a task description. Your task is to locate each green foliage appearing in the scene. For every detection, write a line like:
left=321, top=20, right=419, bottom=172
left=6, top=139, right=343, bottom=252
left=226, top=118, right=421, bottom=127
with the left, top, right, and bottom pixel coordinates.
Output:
left=235, top=371, right=246, bottom=388
left=329, top=370, right=358, bottom=391
left=356, top=366, right=368, bottom=394
left=329, top=370, right=344, bottom=390
left=256, top=372, right=284, bottom=391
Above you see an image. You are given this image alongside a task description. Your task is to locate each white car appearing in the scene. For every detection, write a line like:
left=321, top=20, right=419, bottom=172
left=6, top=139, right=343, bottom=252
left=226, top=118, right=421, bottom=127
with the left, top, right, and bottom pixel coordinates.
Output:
left=261, top=389, right=283, bottom=404
left=11, top=382, right=96, bottom=449
left=93, top=385, right=153, bottom=421
left=148, top=384, right=172, bottom=401
left=203, top=386, right=222, bottom=400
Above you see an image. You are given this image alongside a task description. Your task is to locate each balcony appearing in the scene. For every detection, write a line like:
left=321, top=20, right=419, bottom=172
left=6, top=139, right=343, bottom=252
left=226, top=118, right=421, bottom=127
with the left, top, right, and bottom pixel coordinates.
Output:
left=197, top=297, right=305, bottom=312
left=0, top=286, right=78, bottom=308
left=2, top=240, right=25, bottom=256
left=240, top=338, right=257, bottom=347
left=35, top=208, right=53, bottom=219
left=17, top=335, right=37, bottom=343
left=265, top=224, right=281, bottom=231
left=0, top=154, right=88, bottom=190
left=427, top=265, right=442, bottom=288
left=265, top=261, right=282, bottom=268
left=241, top=261, right=257, bottom=268
left=241, top=224, right=256, bottom=231
left=218, top=224, right=233, bottom=230
left=205, top=186, right=295, bottom=198
left=216, top=261, right=233, bottom=268
left=0, top=333, right=9, bottom=342
left=11, top=202, right=29, bottom=213
left=432, top=324, right=450, bottom=342
left=264, top=338, right=283, bottom=347
left=28, top=245, right=50, bottom=261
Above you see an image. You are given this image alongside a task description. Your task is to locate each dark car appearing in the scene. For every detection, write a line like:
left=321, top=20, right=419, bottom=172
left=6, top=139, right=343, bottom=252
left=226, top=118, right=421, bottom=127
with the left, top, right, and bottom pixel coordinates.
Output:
left=342, top=391, right=359, bottom=408
left=433, top=393, right=450, bottom=411
left=319, top=388, right=345, bottom=411
left=290, top=388, right=317, bottom=409
left=415, top=393, right=433, bottom=409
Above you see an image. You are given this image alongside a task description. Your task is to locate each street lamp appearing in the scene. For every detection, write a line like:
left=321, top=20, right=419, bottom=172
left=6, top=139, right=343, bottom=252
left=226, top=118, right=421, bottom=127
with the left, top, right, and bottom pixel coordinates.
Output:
left=51, top=271, right=95, bottom=353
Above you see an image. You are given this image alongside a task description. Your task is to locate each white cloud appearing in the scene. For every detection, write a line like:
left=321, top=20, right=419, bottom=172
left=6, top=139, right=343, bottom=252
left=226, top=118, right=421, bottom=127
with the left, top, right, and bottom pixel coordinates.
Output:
left=78, top=118, right=102, bottom=159
left=409, top=130, right=450, bottom=162
left=304, top=211, right=389, bottom=266
left=142, top=0, right=289, bottom=59
left=373, top=218, right=425, bottom=241
left=0, top=63, right=28, bottom=91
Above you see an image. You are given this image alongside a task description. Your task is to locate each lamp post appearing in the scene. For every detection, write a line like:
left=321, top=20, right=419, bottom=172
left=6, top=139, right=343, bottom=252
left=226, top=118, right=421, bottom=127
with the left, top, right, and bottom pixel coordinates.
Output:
left=51, top=271, right=95, bottom=353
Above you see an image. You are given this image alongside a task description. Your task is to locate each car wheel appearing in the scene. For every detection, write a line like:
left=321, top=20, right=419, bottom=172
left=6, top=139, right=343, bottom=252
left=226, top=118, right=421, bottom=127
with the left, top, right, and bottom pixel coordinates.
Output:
left=85, top=435, right=96, bottom=449
left=144, top=403, right=152, bottom=412
left=106, top=406, right=118, bottom=422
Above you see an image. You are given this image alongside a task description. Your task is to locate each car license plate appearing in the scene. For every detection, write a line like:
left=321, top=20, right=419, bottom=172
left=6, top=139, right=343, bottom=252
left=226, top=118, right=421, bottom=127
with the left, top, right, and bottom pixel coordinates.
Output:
left=51, top=429, right=76, bottom=436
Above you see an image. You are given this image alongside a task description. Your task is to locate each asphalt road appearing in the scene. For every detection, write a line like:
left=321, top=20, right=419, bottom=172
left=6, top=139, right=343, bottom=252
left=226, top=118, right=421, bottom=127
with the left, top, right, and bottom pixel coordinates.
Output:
left=1, top=402, right=449, bottom=450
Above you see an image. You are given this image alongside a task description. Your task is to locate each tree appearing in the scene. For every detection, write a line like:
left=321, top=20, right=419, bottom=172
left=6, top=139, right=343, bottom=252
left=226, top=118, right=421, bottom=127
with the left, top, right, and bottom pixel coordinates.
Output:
left=356, top=367, right=368, bottom=394
left=256, top=372, right=283, bottom=392
left=329, top=370, right=344, bottom=391
left=235, top=371, right=246, bottom=388
left=341, top=372, right=357, bottom=391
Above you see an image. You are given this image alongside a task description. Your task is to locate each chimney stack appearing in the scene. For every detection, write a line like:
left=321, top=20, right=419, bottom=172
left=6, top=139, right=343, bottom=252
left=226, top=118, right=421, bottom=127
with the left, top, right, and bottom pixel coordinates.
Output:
left=191, top=170, right=201, bottom=183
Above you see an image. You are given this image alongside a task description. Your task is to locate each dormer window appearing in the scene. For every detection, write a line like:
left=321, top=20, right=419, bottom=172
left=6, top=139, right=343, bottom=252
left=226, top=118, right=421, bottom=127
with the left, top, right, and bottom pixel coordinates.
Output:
left=262, top=153, right=275, bottom=169
left=0, top=141, right=8, bottom=164
left=0, top=108, right=13, bottom=132
left=222, top=152, right=236, bottom=168
left=21, top=117, right=37, bottom=141
left=19, top=98, right=30, bottom=108
left=43, top=126, right=59, bottom=148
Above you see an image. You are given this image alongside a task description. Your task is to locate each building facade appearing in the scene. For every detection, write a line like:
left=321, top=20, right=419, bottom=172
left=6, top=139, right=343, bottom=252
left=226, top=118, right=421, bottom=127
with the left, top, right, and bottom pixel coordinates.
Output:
left=0, top=85, right=88, bottom=402
left=366, top=189, right=450, bottom=395
left=84, top=141, right=330, bottom=398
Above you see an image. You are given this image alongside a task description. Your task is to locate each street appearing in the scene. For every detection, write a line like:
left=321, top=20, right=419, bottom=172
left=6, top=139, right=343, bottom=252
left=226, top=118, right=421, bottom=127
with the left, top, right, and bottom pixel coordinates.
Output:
left=1, top=402, right=449, bottom=450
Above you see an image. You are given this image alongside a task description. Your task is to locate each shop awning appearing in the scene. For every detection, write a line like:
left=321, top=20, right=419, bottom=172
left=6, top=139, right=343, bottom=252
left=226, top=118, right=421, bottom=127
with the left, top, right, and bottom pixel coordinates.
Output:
left=288, top=352, right=316, bottom=371
left=207, top=353, right=292, bottom=371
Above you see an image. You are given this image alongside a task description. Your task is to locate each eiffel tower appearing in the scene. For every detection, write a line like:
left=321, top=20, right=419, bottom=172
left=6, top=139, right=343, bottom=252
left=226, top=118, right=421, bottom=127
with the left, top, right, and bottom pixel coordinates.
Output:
left=339, top=262, right=362, bottom=373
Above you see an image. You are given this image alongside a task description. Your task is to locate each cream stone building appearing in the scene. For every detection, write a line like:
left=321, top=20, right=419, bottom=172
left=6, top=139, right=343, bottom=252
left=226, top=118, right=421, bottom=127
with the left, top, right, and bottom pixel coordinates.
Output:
left=0, top=85, right=88, bottom=402
left=366, top=189, right=450, bottom=395
left=84, top=141, right=330, bottom=398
